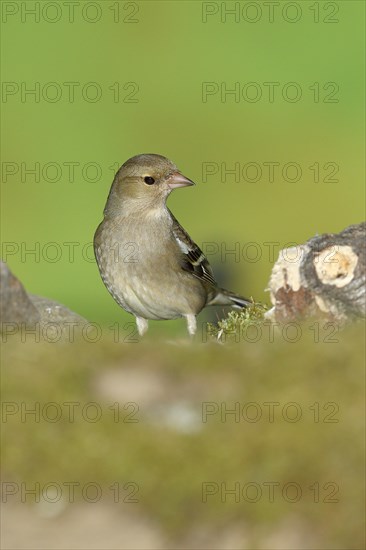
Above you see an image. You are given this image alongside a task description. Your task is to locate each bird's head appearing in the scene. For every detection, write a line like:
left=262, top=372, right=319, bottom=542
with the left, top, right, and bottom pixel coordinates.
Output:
left=104, top=154, right=195, bottom=215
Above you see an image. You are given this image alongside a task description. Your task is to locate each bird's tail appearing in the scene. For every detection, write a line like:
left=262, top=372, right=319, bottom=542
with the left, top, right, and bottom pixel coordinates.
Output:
left=208, top=288, right=252, bottom=309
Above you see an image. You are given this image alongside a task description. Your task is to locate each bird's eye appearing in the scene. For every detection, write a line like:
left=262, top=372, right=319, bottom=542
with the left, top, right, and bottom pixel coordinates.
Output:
left=144, top=176, right=155, bottom=185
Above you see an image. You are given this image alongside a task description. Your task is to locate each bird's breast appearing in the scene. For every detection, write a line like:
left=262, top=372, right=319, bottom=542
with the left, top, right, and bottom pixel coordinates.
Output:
left=94, top=216, right=206, bottom=319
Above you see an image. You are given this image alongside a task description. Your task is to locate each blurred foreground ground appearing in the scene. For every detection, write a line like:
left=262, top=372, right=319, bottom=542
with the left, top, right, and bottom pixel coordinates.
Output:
left=1, top=322, right=365, bottom=549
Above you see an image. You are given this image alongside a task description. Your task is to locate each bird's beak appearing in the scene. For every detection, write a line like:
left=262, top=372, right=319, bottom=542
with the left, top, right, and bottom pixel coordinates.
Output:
left=167, top=172, right=195, bottom=189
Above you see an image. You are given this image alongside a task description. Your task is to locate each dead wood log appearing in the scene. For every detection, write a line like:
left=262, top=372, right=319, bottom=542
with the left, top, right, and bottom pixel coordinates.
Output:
left=266, top=222, right=366, bottom=324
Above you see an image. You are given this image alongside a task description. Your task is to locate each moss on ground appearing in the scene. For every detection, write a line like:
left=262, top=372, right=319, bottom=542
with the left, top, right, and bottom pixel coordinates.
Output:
left=1, top=322, right=365, bottom=548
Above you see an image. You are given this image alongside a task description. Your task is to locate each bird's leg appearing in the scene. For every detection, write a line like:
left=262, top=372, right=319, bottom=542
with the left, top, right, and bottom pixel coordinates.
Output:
left=185, top=314, right=197, bottom=337
left=135, top=317, right=149, bottom=337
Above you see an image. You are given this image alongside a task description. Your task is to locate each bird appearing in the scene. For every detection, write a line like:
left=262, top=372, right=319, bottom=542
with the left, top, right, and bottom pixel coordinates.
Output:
left=94, top=154, right=251, bottom=337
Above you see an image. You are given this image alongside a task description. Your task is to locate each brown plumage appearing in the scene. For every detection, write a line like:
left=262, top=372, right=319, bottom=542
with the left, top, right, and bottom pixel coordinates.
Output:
left=94, top=154, right=250, bottom=336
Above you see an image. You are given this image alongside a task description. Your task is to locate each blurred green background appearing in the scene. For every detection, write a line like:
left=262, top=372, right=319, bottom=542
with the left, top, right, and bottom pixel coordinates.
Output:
left=1, top=2, right=365, bottom=549
left=1, top=0, right=364, bottom=327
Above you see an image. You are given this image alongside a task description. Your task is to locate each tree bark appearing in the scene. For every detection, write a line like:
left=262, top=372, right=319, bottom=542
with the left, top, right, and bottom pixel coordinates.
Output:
left=266, top=222, right=366, bottom=324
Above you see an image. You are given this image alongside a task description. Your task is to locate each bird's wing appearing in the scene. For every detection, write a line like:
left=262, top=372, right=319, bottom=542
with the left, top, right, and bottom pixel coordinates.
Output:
left=170, top=212, right=217, bottom=287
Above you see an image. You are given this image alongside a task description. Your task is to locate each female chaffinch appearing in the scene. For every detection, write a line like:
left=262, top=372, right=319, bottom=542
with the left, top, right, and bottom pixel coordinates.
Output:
left=94, top=154, right=250, bottom=336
